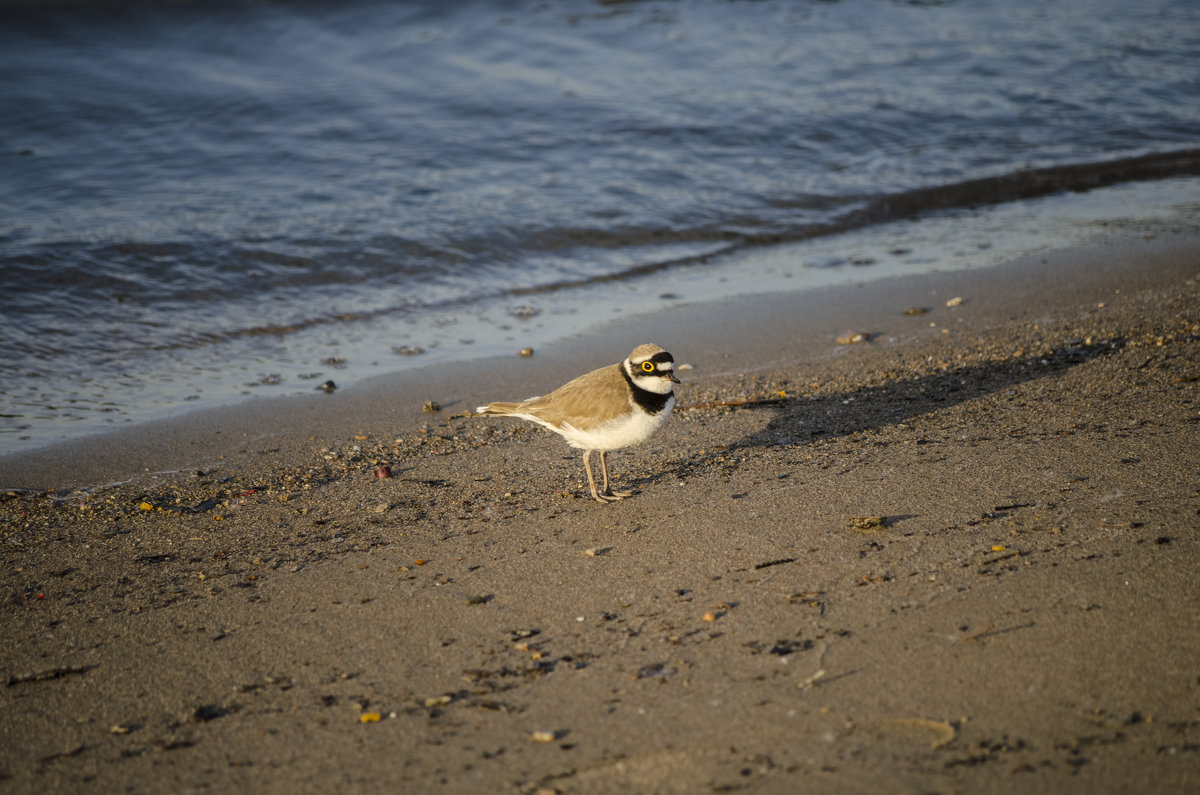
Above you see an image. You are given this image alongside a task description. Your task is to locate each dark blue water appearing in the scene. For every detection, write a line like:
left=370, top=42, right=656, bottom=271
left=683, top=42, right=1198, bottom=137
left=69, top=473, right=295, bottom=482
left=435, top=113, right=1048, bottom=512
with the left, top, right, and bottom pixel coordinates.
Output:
left=2, top=0, right=1199, bottom=453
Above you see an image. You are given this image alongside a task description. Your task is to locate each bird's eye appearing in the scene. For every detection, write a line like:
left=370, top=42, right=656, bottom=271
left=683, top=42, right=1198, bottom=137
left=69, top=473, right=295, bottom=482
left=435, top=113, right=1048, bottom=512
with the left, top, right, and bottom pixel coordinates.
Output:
left=641, top=361, right=655, bottom=372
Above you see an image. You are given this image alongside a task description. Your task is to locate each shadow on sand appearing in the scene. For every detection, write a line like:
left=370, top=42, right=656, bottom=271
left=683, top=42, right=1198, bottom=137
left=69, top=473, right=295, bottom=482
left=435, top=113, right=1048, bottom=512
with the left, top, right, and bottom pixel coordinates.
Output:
left=640, top=338, right=1121, bottom=488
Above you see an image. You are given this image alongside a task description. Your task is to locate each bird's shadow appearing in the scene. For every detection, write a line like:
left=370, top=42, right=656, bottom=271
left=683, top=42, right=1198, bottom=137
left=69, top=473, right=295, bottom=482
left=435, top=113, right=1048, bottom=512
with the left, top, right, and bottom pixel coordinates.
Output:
left=629, top=338, right=1121, bottom=490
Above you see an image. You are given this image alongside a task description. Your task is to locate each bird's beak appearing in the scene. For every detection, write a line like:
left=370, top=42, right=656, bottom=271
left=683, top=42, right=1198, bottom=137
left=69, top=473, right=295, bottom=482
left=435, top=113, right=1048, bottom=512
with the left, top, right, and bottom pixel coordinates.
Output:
left=668, top=373, right=681, bottom=384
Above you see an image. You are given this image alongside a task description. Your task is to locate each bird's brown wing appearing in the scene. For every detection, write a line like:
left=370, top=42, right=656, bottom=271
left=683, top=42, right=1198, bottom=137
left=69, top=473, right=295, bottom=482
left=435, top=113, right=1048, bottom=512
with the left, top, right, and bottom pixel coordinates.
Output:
left=518, top=364, right=631, bottom=430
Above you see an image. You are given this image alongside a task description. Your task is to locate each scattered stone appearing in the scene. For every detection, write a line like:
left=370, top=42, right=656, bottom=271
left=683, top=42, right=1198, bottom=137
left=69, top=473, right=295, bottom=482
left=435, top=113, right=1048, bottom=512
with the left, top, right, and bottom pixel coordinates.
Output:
left=393, top=345, right=425, bottom=356
left=519, top=347, right=534, bottom=357
left=423, top=400, right=440, bottom=413
left=883, top=717, right=957, bottom=749
left=946, top=296, right=965, bottom=307
left=635, top=662, right=677, bottom=679
left=192, top=704, right=236, bottom=723
left=904, top=307, right=929, bottom=315
left=837, top=332, right=868, bottom=345
left=317, top=380, right=337, bottom=393
left=374, top=465, right=392, bottom=479
left=849, top=516, right=886, bottom=530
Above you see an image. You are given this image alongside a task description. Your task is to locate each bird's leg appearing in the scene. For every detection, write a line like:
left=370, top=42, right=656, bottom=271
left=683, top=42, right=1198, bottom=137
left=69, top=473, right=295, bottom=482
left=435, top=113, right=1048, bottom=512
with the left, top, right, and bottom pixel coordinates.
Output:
left=599, top=450, right=632, bottom=499
left=583, top=450, right=616, bottom=503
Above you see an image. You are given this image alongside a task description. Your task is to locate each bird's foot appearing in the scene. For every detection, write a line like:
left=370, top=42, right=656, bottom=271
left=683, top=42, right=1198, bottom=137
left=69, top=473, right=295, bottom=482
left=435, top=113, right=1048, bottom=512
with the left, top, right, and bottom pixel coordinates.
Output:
left=589, top=488, right=632, bottom=503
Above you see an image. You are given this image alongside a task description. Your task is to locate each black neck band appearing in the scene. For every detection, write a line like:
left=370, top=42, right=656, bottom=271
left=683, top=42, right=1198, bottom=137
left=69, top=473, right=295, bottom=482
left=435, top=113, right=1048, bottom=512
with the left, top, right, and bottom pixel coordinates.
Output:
left=622, top=364, right=672, bottom=415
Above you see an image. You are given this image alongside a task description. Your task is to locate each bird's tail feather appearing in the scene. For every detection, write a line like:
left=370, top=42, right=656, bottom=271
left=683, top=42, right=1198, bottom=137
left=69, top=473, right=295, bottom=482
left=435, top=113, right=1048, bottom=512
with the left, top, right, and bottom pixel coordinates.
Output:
left=476, top=401, right=523, bottom=415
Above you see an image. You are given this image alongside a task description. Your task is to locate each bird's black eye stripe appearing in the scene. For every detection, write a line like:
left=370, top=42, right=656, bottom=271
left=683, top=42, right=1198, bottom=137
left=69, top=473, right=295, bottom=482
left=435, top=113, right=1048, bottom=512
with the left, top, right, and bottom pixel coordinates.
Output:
left=633, top=352, right=674, bottom=371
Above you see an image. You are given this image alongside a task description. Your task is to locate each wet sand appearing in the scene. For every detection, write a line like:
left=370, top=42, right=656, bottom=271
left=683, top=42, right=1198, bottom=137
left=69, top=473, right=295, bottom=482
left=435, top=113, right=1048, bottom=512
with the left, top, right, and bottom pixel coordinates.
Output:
left=2, top=231, right=1199, bottom=793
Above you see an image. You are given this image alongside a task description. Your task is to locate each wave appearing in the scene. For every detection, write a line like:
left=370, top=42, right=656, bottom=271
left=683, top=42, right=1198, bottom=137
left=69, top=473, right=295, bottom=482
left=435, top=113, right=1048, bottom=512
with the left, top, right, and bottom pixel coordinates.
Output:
left=138, top=146, right=1200, bottom=352
left=503, top=147, right=1200, bottom=295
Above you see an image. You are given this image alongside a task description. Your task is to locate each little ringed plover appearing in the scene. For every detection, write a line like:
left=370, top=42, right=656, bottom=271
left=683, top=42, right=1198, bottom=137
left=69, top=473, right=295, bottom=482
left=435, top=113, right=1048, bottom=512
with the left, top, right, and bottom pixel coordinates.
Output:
left=476, top=343, right=680, bottom=503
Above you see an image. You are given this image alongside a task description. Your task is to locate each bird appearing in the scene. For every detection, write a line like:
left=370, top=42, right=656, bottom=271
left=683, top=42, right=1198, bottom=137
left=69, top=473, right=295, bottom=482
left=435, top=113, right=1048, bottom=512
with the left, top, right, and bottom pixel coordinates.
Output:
left=476, top=343, right=680, bottom=503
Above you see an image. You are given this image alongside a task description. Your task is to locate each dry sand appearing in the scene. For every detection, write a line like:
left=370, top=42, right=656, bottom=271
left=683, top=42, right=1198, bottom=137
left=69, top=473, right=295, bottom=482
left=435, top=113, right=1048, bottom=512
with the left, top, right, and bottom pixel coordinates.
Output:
left=2, top=231, right=1199, bottom=793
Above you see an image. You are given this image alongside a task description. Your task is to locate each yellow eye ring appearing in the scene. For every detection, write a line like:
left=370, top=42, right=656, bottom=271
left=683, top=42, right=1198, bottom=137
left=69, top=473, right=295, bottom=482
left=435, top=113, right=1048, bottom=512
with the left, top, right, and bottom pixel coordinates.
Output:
left=641, top=361, right=655, bottom=372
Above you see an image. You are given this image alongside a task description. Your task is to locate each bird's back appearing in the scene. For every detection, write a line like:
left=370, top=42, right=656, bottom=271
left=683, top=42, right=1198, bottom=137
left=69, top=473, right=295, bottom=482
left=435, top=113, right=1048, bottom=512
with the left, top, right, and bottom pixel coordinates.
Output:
left=511, top=363, right=630, bottom=431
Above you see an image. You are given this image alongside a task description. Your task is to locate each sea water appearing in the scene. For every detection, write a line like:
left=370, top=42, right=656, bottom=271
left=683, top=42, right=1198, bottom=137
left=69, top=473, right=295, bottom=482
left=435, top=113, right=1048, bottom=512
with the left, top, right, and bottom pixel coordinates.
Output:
left=2, top=0, right=1199, bottom=454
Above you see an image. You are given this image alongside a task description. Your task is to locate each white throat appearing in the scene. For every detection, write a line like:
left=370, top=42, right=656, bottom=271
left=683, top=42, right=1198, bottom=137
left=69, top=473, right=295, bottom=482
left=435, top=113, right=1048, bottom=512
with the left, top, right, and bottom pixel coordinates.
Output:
left=625, top=359, right=675, bottom=394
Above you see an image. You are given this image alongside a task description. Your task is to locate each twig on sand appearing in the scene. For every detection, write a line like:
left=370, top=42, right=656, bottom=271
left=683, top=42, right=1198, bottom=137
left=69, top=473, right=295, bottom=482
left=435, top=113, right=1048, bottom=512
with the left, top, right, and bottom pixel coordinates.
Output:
left=6, top=664, right=95, bottom=687
left=681, top=397, right=787, bottom=411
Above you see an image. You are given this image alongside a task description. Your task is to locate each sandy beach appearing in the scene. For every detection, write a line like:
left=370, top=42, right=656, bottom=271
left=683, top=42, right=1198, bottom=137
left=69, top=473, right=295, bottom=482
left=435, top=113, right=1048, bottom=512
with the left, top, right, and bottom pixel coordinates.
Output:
left=2, top=230, right=1199, bottom=793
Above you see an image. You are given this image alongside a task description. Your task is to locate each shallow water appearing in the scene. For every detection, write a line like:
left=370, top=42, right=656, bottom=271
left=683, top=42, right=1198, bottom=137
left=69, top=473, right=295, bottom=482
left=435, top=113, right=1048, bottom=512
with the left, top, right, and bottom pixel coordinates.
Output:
left=2, top=0, right=1199, bottom=453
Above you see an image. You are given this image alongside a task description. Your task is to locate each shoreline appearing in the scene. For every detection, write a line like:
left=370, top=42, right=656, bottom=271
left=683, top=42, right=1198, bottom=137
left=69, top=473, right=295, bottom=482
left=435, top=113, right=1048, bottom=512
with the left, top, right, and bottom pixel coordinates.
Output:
left=3, top=228, right=1198, bottom=493
left=4, top=172, right=1199, bottom=467
left=2, top=231, right=1198, bottom=793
